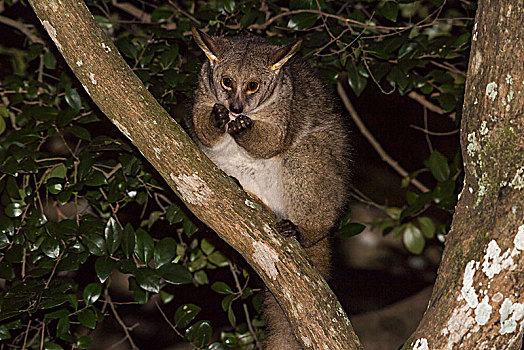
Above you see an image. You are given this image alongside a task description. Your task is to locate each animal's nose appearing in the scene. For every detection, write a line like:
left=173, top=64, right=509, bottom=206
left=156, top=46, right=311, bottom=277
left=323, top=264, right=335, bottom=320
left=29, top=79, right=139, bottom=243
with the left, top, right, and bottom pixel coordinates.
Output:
left=229, top=102, right=243, bottom=114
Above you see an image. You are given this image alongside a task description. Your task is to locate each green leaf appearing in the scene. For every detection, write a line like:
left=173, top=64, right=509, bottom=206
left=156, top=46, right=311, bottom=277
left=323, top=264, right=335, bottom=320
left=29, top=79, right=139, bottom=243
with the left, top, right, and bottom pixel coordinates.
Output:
left=159, top=45, right=179, bottom=69
left=438, top=92, right=457, bottom=113
left=166, top=204, right=184, bottom=224
left=159, top=263, right=193, bottom=285
left=0, top=118, right=5, bottom=136
left=104, top=218, right=122, bottom=255
left=68, top=125, right=91, bottom=141
left=44, top=343, right=63, bottom=350
left=223, top=0, right=236, bottom=13
left=82, top=233, right=106, bottom=256
left=121, top=223, right=135, bottom=258
left=77, top=336, right=93, bottom=349
left=208, top=251, right=229, bottom=267
left=194, top=270, right=209, bottom=285
left=159, top=290, right=174, bottom=304
left=41, top=237, right=61, bottom=259
left=200, top=238, right=214, bottom=256
left=227, top=306, right=236, bottom=327
left=380, top=1, right=398, bottom=22
left=77, top=308, right=97, bottom=329
left=95, top=255, right=117, bottom=283
left=83, top=283, right=102, bottom=306
left=65, top=87, right=82, bottom=112
left=417, top=217, right=436, bottom=239
left=43, top=51, right=57, bottom=69
left=0, top=105, right=8, bottom=118
left=211, top=281, right=233, bottom=295
left=135, top=268, right=160, bottom=293
left=185, top=320, right=212, bottom=347
left=426, top=150, right=450, bottom=182
left=56, top=317, right=71, bottom=340
left=347, top=62, right=367, bottom=97
left=84, top=170, right=106, bottom=186
left=115, top=38, right=138, bottom=60
left=5, top=203, right=24, bottom=218
left=183, top=218, right=198, bottom=237
left=154, top=237, right=176, bottom=268
left=174, top=303, right=201, bottom=328
left=402, top=223, right=425, bottom=254
left=134, top=229, right=154, bottom=265
left=336, top=223, right=366, bottom=238
left=287, top=13, right=318, bottom=30
left=221, top=294, right=234, bottom=312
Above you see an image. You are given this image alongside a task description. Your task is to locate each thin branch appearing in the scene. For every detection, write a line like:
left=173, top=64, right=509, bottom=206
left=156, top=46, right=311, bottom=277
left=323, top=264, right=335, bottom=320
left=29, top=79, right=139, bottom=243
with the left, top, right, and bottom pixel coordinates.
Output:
left=336, top=82, right=430, bottom=193
left=168, top=0, right=201, bottom=25
left=409, top=124, right=459, bottom=136
left=154, top=301, right=185, bottom=338
left=105, top=290, right=139, bottom=350
left=229, top=262, right=262, bottom=350
left=407, top=91, right=456, bottom=121
left=0, top=15, right=44, bottom=44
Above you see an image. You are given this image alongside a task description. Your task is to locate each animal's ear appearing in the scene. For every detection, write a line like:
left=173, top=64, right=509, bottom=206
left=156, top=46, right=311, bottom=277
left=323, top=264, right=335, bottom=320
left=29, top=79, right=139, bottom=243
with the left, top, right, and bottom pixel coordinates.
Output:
left=192, top=26, right=220, bottom=63
left=270, top=39, right=302, bottom=71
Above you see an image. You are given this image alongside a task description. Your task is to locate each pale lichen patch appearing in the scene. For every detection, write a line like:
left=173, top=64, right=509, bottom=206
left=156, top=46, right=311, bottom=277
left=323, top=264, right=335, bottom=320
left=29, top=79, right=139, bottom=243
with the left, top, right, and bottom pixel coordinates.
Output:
left=41, top=20, right=63, bottom=51
left=301, top=336, right=312, bottom=348
left=113, top=120, right=132, bottom=141
left=153, top=147, right=161, bottom=159
left=485, top=82, right=498, bottom=101
left=443, top=304, right=476, bottom=349
left=461, top=260, right=479, bottom=307
left=500, top=299, right=524, bottom=334
left=467, top=132, right=479, bottom=157
left=101, top=42, right=112, bottom=53
left=412, top=338, right=429, bottom=350
left=171, top=173, right=213, bottom=206
left=76, top=60, right=83, bottom=67
left=252, top=241, right=280, bottom=280
left=515, top=224, right=524, bottom=251
left=481, top=240, right=517, bottom=279
left=475, top=296, right=492, bottom=325
left=509, top=167, right=524, bottom=190
left=89, top=72, right=97, bottom=85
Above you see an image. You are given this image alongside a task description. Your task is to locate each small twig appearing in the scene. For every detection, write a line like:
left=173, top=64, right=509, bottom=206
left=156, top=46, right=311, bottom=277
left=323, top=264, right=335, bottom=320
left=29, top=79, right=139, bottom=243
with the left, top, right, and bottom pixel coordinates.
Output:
left=423, top=107, right=433, bottom=153
left=39, top=323, right=45, bottom=350
left=168, top=0, right=201, bottom=25
left=106, top=290, right=139, bottom=350
left=337, top=82, right=430, bottom=193
left=407, top=91, right=455, bottom=119
left=21, top=319, right=32, bottom=349
left=409, top=124, right=459, bottom=136
left=154, top=301, right=185, bottom=338
left=0, top=15, right=44, bottom=44
left=228, top=262, right=262, bottom=350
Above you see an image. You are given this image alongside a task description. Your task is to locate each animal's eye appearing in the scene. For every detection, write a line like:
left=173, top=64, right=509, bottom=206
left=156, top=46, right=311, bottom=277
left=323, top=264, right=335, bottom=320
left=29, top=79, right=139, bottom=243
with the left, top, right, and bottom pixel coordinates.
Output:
left=221, top=77, right=233, bottom=90
left=246, top=81, right=259, bottom=94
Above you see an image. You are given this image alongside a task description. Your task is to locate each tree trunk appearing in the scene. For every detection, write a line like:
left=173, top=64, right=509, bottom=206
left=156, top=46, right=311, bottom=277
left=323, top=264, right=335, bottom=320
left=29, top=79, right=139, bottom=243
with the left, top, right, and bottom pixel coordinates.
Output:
left=27, top=0, right=362, bottom=349
left=408, top=1, right=524, bottom=349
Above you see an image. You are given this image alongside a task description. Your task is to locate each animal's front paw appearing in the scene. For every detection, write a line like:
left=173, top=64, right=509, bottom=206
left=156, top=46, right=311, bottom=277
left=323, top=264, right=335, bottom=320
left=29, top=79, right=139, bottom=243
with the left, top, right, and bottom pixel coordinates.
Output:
left=276, top=219, right=301, bottom=240
left=211, top=103, right=230, bottom=131
left=228, top=115, right=253, bottom=135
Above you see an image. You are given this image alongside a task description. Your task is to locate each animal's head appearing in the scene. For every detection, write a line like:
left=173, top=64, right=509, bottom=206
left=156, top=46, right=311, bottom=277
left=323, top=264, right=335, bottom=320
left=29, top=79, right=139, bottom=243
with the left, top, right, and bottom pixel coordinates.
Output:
left=192, top=27, right=301, bottom=116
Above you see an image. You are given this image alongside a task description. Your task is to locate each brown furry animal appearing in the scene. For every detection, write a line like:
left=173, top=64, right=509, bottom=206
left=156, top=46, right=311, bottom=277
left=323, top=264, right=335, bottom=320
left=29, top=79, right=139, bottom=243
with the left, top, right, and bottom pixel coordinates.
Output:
left=190, top=27, right=351, bottom=349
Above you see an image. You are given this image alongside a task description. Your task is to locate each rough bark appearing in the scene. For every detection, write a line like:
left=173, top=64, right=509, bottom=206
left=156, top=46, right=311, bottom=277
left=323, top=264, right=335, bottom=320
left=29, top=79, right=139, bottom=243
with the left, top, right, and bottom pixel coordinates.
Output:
left=408, top=1, right=524, bottom=349
left=27, top=1, right=362, bottom=349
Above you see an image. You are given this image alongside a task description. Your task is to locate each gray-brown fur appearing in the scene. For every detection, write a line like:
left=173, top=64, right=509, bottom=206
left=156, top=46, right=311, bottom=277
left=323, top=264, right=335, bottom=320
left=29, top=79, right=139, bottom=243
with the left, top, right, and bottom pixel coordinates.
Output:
left=190, top=28, right=351, bottom=349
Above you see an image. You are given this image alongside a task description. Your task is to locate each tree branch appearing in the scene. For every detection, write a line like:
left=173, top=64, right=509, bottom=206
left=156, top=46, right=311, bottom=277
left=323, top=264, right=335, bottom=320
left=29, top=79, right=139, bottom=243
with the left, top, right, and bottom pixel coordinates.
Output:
left=337, top=82, right=430, bottom=193
left=27, top=1, right=362, bottom=348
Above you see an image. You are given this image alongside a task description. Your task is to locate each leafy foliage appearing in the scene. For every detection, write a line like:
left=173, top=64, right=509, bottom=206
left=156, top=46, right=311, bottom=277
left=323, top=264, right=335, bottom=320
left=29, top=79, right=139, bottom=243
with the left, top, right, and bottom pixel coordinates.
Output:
left=0, top=0, right=473, bottom=348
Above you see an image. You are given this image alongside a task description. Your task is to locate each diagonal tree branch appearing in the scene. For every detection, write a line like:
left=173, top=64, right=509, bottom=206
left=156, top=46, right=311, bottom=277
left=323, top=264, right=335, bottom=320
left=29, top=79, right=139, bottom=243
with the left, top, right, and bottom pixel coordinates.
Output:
left=27, top=1, right=362, bottom=349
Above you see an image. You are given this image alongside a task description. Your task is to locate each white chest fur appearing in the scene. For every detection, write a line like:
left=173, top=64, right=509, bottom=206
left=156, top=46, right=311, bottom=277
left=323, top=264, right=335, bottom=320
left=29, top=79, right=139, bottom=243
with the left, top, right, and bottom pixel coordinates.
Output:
left=202, top=136, right=286, bottom=219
